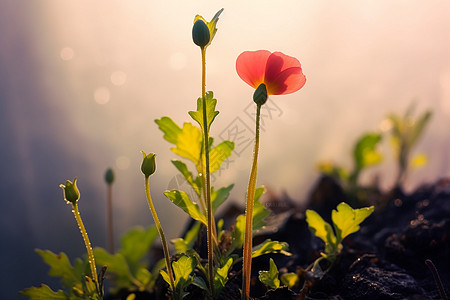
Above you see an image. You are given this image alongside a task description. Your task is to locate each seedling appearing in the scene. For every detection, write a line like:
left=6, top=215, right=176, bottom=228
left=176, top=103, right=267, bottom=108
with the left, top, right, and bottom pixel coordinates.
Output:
left=386, top=104, right=432, bottom=189
left=306, top=202, right=374, bottom=265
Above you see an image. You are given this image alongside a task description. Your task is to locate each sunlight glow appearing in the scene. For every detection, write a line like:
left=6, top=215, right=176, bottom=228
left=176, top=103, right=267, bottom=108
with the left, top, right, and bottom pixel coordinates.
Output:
left=60, top=47, right=74, bottom=61
left=111, top=71, right=127, bottom=86
left=94, top=86, right=110, bottom=104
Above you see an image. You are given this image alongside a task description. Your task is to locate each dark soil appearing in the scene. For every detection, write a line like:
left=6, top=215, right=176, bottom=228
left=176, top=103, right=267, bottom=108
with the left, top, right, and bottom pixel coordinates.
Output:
left=108, top=176, right=450, bottom=299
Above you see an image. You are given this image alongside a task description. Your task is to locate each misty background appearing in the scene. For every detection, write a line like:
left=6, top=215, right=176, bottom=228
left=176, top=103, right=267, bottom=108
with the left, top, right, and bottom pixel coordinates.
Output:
left=1, top=1, right=450, bottom=299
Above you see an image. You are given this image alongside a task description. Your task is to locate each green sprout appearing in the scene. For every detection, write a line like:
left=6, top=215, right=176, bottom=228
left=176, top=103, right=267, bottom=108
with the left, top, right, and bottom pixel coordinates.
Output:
left=386, top=104, right=432, bottom=189
left=317, top=132, right=383, bottom=204
left=306, top=202, right=374, bottom=267
left=20, top=178, right=105, bottom=300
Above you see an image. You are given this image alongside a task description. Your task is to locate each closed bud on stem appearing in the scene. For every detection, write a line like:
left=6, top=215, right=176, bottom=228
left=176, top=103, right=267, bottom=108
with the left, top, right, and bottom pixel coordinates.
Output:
left=141, top=151, right=157, bottom=178
left=253, top=83, right=268, bottom=105
left=104, top=168, right=114, bottom=185
left=60, top=178, right=80, bottom=204
left=192, top=19, right=210, bottom=48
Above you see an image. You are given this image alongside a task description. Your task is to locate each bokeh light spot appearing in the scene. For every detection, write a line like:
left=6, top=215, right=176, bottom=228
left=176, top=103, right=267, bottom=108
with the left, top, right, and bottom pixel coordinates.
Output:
left=94, top=87, right=110, bottom=104
left=111, top=70, right=127, bottom=86
left=60, top=47, right=74, bottom=61
left=169, top=52, right=187, bottom=70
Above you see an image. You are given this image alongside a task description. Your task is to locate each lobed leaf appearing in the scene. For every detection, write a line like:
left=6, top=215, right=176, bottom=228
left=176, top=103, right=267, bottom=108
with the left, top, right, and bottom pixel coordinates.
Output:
left=155, top=117, right=202, bottom=167
left=209, top=140, right=234, bottom=173
left=331, top=202, right=374, bottom=242
left=280, top=272, right=299, bottom=289
left=119, top=226, right=158, bottom=271
left=305, top=209, right=337, bottom=248
left=171, top=160, right=202, bottom=197
left=211, top=184, right=234, bottom=214
left=164, top=190, right=207, bottom=225
left=35, top=250, right=79, bottom=291
left=214, top=257, right=233, bottom=296
left=188, top=91, right=219, bottom=132
left=353, top=133, right=383, bottom=170
left=93, top=248, right=134, bottom=288
left=252, top=239, right=290, bottom=258
left=258, top=258, right=280, bottom=289
left=19, top=284, right=68, bottom=300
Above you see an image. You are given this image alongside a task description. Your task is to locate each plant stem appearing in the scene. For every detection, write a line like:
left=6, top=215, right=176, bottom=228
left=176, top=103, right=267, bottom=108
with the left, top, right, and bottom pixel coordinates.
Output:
left=144, top=176, right=175, bottom=292
left=242, top=104, right=261, bottom=300
left=72, top=203, right=99, bottom=292
left=201, top=46, right=215, bottom=298
left=106, top=184, right=114, bottom=254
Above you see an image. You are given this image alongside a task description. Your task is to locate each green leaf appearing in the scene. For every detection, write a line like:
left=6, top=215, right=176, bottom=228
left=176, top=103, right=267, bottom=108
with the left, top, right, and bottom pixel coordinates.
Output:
left=231, top=215, right=245, bottom=251
left=353, top=133, right=383, bottom=170
left=211, top=184, right=234, bottom=214
left=172, top=160, right=202, bottom=197
left=209, top=140, right=234, bottom=173
left=155, top=117, right=202, bottom=166
left=188, top=91, right=219, bottom=132
left=119, top=226, right=158, bottom=270
left=164, top=190, right=206, bottom=225
left=253, top=186, right=270, bottom=230
left=172, top=255, right=196, bottom=287
left=20, top=284, right=68, bottom=300
left=93, top=248, right=136, bottom=291
left=252, top=239, right=290, bottom=258
left=172, top=222, right=202, bottom=253
left=35, top=250, right=79, bottom=290
left=280, top=272, right=299, bottom=288
left=160, top=270, right=171, bottom=288
left=331, top=202, right=374, bottom=242
left=192, top=276, right=208, bottom=291
left=410, top=110, right=432, bottom=147
left=305, top=209, right=337, bottom=249
left=214, top=257, right=233, bottom=296
left=258, top=258, right=280, bottom=289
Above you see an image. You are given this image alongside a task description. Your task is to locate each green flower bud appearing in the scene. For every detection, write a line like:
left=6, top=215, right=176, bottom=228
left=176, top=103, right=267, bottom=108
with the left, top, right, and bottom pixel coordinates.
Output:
left=60, top=178, right=80, bottom=204
left=141, top=151, right=157, bottom=178
left=104, top=168, right=114, bottom=185
left=253, top=83, right=268, bottom=105
left=192, top=19, right=210, bottom=48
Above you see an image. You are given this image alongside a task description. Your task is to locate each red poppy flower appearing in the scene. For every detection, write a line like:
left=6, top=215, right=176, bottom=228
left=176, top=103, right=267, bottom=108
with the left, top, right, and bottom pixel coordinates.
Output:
left=236, top=50, right=306, bottom=95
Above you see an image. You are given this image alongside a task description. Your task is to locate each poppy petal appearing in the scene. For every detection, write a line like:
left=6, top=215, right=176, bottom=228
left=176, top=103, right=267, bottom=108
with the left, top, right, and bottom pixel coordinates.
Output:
left=236, top=50, right=271, bottom=89
left=264, top=52, right=305, bottom=95
left=267, top=67, right=306, bottom=95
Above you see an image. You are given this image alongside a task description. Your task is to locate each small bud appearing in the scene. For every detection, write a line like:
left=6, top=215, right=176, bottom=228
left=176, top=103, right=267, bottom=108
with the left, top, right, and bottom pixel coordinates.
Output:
left=192, top=19, right=210, bottom=48
left=141, top=151, right=157, bottom=178
left=104, top=168, right=114, bottom=185
left=253, top=83, right=268, bottom=105
left=60, top=178, right=80, bottom=204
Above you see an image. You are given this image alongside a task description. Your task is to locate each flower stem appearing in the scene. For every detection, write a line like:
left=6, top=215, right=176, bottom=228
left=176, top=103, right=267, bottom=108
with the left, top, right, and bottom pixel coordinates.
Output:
left=201, top=46, right=215, bottom=297
left=72, top=203, right=99, bottom=292
left=106, top=184, right=114, bottom=254
left=242, top=104, right=261, bottom=300
left=144, top=176, right=175, bottom=292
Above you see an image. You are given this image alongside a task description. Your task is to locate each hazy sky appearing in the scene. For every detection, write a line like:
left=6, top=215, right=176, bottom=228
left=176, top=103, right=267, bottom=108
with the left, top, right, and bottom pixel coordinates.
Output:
left=1, top=1, right=450, bottom=299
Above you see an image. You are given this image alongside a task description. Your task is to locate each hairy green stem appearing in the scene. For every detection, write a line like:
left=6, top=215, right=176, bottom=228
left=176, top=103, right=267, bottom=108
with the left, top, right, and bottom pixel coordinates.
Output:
left=72, top=204, right=99, bottom=292
left=201, top=46, right=215, bottom=297
left=106, top=184, right=114, bottom=254
left=144, top=176, right=175, bottom=291
left=242, top=104, right=261, bottom=300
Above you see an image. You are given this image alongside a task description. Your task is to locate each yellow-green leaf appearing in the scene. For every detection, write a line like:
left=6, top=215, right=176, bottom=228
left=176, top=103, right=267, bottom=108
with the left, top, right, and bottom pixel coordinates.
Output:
left=209, top=140, right=234, bottom=173
left=258, top=258, right=280, bottom=289
left=305, top=210, right=336, bottom=247
left=331, top=202, right=374, bottom=242
left=188, top=92, right=219, bottom=133
left=19, top=284, right=68, bottom=300
left=155, top=117, right=202, bottom=167
left=164, top=190, right=206, bottom=225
